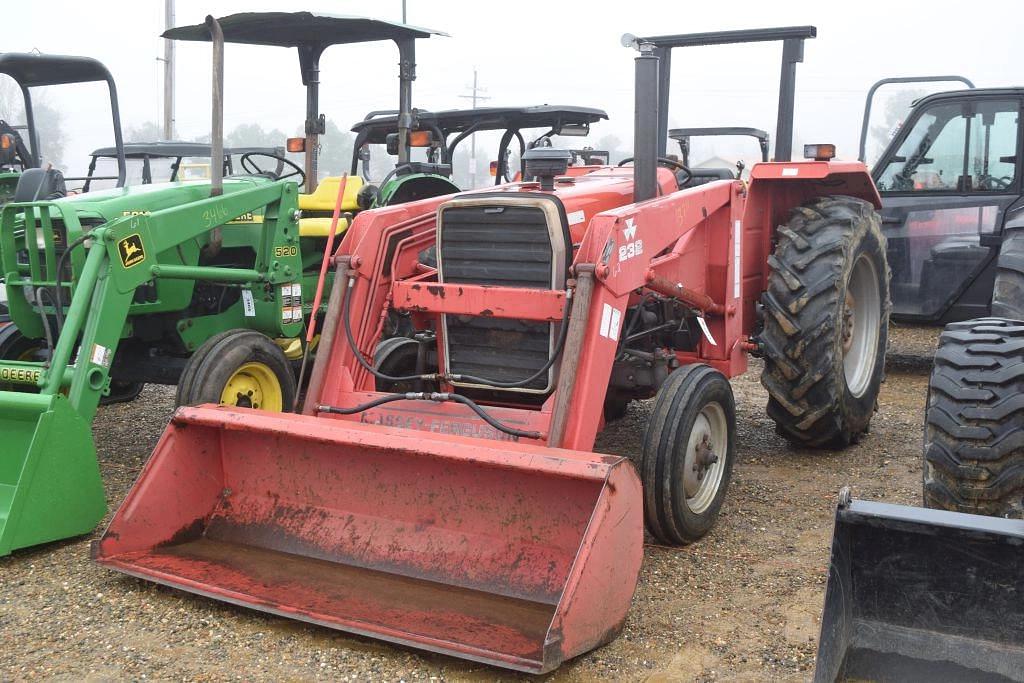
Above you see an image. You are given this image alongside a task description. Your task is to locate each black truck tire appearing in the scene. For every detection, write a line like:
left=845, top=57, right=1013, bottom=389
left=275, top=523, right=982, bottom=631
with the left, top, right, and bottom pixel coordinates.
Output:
left=760, top=196, right=889, bottom=448
left=923, top=317, right=1024, bottom=518
left=991, top=226, right=1024, bottom=320
left=640, top=364, right=735, bottom=545
left=177, top=329, right=296, bottom=412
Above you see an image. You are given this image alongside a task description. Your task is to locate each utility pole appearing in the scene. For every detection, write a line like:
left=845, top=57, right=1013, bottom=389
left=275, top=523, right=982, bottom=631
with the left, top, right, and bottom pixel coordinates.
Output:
left=401, top=0, right=407, bottom=23
left=458, top=68, right=490, bottom=187
left=160, top=0, right=175, bottom=140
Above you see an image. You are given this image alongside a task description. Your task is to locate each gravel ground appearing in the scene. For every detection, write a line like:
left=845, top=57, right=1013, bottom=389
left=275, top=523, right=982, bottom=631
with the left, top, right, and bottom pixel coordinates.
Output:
left=0, top=325, right=941, bottom=682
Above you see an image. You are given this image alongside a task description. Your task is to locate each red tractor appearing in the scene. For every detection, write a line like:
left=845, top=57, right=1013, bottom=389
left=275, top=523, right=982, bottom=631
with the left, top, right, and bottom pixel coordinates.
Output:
left=95, top=23, right=888, bottom=673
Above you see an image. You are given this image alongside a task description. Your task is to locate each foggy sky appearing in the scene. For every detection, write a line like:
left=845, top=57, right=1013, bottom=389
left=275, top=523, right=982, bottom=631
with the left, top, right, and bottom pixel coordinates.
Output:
left=4, top=0, right=1020, bottom=174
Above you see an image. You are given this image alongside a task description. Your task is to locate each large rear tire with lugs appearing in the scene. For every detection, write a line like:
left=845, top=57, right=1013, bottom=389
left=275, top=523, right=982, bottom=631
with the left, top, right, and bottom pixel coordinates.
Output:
left=760, top=196, right=889, bottom=448
left=923, top=318, right=1024, bottom=517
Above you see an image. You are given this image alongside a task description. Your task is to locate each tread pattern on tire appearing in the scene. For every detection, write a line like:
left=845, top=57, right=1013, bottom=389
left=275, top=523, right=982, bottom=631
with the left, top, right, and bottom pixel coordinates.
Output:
left=760, top=195, right=889, bottom=447
left=991, top=226, right=1024, bottom=320
left=177, top=329, right=295, bottom=410
left=923, top=317, right=1024, bottom=517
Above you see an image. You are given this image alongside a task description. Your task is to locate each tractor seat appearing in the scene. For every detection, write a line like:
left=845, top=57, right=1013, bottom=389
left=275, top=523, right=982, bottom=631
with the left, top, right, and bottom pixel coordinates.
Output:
left=680, top=167, right=735, bottom=188
left=14, top=168, right=67, bottom=202
left=297, top=175, right=363, bottom=237
left=298, top=216, right=352, bottom=238
left=298, top=176, right=364, bottom=213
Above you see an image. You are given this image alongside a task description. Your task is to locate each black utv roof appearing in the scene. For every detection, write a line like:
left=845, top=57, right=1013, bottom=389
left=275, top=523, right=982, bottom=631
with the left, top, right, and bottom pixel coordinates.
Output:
left=162, top=12, right=446, bottom=47
left=910, top=87, right=1024, bottom=107
left=0, top=52, right=116, bottom=87
left=88, top=142, right=283, bottom=159
left=352, top=106, right=609, bottom=144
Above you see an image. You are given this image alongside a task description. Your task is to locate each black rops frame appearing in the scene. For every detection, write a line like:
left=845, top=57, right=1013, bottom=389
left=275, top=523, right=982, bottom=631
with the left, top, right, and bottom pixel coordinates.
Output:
left=0, top=53, right=127, bottom=187
left=625, top=26, right=817, bottom=202
left=858, top=75, right=975, bottom=162
left=669, top=127, right=770, bottom=166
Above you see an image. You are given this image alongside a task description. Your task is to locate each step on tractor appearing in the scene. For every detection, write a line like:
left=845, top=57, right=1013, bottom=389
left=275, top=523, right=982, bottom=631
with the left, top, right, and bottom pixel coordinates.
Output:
left=350, top=105, right=610, bottom=197
left=95, top=25, right=889, bottom=673
left=815, top=318, right=1024, bottom=681
left=860, top=75, right=1024, bottom=325
left=0, top=13, right=450, bottom=556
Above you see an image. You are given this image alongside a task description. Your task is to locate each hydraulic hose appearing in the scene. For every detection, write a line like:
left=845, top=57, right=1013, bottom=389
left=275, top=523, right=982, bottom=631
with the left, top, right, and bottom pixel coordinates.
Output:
left=341, top=275, right=573, bottom=389
left=52, top=232, right=91, bottom=333
left=33, top=286, right=56, bottom=361
left=318, top=391, right=542, bottom=440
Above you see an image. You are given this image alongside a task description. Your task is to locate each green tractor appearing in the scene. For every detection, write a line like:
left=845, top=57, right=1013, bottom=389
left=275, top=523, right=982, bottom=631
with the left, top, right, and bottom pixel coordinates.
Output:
left=0, top=12, right=448, bottom=556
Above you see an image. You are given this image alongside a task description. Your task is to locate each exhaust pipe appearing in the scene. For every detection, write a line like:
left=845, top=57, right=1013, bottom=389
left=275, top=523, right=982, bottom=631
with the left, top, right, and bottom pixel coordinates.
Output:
left=632, top=41, right=660, bottom=203
left=206, top=15, right=224, bottom=198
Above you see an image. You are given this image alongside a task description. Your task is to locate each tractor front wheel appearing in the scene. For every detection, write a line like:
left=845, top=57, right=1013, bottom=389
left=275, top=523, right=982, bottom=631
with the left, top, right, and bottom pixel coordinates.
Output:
left=640, top=364, right=736, bottom=545
left=176, top=329, right=296, bottom=412
left=924, top=318, right=1024, bottom=517
left=760, top=196, right=889, bottom=448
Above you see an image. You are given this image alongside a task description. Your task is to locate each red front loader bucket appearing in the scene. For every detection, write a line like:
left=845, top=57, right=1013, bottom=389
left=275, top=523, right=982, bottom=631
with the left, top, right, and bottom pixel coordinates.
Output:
left=94, top=406, right=642, bottom=673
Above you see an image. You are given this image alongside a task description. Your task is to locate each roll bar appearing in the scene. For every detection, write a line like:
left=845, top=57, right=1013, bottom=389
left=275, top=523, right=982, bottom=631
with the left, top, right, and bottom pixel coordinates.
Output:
left=624, top=26, right=817, bottom=203
left=0, top=52, right=126, bottom=187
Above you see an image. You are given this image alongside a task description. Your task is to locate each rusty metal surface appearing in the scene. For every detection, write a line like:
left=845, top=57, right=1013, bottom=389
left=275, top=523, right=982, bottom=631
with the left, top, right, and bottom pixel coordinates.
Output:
left=392, top=280, right=566, bottom=321
left=95, top=406, right=643, bottom=673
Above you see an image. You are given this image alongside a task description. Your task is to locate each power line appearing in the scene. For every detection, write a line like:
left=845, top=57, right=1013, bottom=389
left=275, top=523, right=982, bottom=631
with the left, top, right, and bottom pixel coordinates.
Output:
left=457, top=68, right=490, bottom=186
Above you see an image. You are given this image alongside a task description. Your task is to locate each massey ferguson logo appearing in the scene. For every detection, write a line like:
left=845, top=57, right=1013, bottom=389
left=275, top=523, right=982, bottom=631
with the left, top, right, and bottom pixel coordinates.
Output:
left=624, top=217, right=637, bottom=240
left=619, top=217, right=643, bottom=262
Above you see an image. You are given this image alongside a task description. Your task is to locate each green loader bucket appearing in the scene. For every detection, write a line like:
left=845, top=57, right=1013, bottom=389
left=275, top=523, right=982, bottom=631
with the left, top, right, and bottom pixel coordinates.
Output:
left=0, top=392, right=106, bottom=556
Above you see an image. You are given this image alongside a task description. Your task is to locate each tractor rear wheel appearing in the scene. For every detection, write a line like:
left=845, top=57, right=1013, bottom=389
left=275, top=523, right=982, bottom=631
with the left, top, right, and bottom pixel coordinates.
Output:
left=991, top=226, right=1024, bottom=320
left=923, top=318, right=1024, bottom=517
left=760, top=196, right=889, bottom=448
left=176, top=329, right=296, bottom=412
left=641, top=364, right=735, bottom=545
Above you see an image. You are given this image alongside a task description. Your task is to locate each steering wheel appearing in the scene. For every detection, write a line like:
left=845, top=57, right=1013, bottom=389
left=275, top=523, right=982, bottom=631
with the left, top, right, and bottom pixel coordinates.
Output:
left=617, top=156, right=692, bottom=186
left=978, top=175, right=1013, bottom=191
left=240, top=152, right=306, bottom=188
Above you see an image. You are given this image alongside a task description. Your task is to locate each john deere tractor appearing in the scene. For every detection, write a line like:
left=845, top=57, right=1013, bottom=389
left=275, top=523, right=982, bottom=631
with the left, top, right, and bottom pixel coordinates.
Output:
left=0, top=13, right=447, bottom=555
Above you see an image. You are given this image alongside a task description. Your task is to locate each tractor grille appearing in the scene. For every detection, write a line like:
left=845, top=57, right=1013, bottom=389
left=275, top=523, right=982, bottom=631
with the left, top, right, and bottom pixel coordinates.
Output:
left=439, top=205, right=553, bottom=287
left=437, top=200, right=567, bottom=394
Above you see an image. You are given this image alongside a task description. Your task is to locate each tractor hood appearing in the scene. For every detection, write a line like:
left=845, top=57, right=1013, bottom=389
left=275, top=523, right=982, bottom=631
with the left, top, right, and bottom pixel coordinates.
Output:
left=56, top=176, right=278, bottom=223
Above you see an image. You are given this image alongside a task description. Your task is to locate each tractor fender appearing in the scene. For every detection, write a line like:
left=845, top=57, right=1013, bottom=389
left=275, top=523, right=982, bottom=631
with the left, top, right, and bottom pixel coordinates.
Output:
left=747, top=160, right=881, bottom=209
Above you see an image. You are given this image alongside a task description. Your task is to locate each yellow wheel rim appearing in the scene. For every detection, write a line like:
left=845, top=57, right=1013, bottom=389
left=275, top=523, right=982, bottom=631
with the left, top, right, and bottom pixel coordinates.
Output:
left=220, top=362, right=283, bottom=411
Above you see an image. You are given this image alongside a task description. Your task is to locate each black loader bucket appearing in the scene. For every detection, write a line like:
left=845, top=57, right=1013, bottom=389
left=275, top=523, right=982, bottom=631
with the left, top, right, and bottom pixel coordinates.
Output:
left=815, top=493, right=1024, bottom=682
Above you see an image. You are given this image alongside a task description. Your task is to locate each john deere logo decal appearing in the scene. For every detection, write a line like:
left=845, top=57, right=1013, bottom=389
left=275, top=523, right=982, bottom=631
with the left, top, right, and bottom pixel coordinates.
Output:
left=118, top=234, right=146, bottom=268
